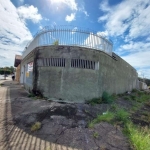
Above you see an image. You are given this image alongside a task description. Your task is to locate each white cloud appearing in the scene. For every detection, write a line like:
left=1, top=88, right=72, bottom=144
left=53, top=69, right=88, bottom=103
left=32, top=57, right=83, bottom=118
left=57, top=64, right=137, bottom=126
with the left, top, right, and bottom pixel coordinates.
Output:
left=122, top=51, right=150, bottom=79
left=71, top=27, right=78, bottom=34
left=98, top=15, right=108, bottom=22
left=65, top=13, right=75, bottom=22
left=17, top=5, right=42, bottom=23
left=120, top=41, right=150, bottom=52
left=99, top=0, right=150, bottom=39
left=122, top=51, right=150, bottom=68
left=83, top=10, right=89, bottom=17
left=39, top=26, right=42, bottom=29
left=50, top=0, right=77, bottom=11
left=99, top=0, right=150, bottom=79
left=0, top=0, right=32, bottom=67
left=78, top=4, right=89, bottom=17
left=99, top=0, right=111, bottom=12
left=97, top=31, right=108, bottom=37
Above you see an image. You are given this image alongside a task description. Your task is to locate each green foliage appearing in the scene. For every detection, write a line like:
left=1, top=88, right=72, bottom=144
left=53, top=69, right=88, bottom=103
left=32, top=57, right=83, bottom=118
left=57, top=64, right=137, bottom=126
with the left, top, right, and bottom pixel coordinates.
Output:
left=110, top=104, right=118, bottom=111
left=136, top=94, right=150, bottom=103
left=130, top=95, right=136, bottom=100
left=124, top=123, right=150, bottom=150
left=31, top=122, right=41, bottom=131
left=102, top=91, right=113, bottom=104
left=0, top=83, right=4, bottom=86
left=111, top=93, right=118, bottom=101
left=115, top=109, right=129, bottom=123
left=88, top=121, right=95, bottom=128
left=0, top=66, right=15, bottom=74
left=86, top=97, right=102, bottom=105
left=93, top=132, right=99, bottom=138
left=88, top=112, right=115, bottom=128
left=124, top=96, right=132, bottom=101
left=53, top=40, right=59, bottom=45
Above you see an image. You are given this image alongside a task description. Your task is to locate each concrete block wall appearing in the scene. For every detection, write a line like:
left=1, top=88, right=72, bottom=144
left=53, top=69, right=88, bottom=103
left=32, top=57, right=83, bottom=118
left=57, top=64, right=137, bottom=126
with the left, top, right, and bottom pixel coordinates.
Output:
left=21, top=45, right=138, bottom=102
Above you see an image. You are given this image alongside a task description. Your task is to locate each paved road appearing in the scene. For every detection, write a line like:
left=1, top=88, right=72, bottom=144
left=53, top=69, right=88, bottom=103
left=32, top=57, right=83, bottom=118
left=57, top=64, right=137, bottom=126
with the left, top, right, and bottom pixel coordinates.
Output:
left=0, top=79, right=77, bottom=150
left=0, top=75, right=11, bottom=80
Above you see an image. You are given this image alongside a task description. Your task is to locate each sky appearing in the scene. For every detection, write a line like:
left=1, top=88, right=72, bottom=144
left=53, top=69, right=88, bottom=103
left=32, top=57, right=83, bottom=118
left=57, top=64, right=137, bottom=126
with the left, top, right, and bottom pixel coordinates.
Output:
left=0, top=0, right=150, bottom=78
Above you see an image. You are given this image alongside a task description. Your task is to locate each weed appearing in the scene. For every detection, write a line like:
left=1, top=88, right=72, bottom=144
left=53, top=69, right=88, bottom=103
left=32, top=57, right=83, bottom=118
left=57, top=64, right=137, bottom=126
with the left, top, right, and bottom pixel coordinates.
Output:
left=131, top=103, right=142, bottom=112
left=31, top=122, right=41, bottom=132
left=102, top=91, right=113, bottom=104
left=130, top=95, right=137, bottom=100
left=132, top=89, right=139, bottom=93
left=124, top=123, right=150, bottom=150
left=94, top=112, right=114, bottom=123
left=110, top=104, right=118, bottom=111
left=88, top=112, right=115, bottom=128
left=53, top=40, right=59, bottom=45
left=93, top=132, right=99, bottom=138
left=115, top=109, right=129, bottom=123
left=86, top=97, right=102, bottom=105
left=124, top=96, right=131, bottom=101
left=88, top=121, right=95, bottom=128
left=136, top=94, right=150, bottom=103
left=111, top=93, right=118, bottom=101
left=0, top=83, right=4, bottom=86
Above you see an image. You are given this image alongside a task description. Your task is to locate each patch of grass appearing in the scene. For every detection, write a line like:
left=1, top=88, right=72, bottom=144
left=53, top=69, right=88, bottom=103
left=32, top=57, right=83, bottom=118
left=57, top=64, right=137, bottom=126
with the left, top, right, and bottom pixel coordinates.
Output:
left=110, top=103, right=118, bottom=112
left=130, top=95, right=137, bottom=100
left=88, top=111, right=115, bottom=128
left=115, top=109, right=129, bottom=123
left=31, top=122, right=41, bottom=132
left=124, top=123, right=150, bottom=150
left=136, top=94, right=150, bottom=103
left=93, top=132, right=99, bottom=138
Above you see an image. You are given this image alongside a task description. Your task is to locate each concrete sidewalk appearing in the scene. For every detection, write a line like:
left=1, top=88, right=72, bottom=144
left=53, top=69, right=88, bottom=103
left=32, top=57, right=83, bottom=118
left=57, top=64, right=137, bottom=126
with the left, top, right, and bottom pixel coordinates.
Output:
left=0, top=79, right=78, bottom=150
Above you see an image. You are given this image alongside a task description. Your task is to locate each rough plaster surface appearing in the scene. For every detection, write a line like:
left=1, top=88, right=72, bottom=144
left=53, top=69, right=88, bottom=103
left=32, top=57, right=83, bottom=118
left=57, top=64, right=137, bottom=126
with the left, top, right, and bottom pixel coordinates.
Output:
left=21, top=46, right=138, bottom=102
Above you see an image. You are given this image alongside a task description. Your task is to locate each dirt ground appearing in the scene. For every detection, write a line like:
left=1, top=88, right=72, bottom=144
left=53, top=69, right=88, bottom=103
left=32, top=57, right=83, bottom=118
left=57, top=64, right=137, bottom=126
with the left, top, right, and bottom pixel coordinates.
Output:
left=0, top=78, right=138, bottom=150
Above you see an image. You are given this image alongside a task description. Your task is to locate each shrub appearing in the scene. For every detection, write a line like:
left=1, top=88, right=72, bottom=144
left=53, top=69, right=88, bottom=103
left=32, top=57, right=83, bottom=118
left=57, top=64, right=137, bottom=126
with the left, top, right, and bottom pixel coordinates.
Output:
left=31, top=122, right=41, bottom=131
left=102, top=91, right=113, bottom=104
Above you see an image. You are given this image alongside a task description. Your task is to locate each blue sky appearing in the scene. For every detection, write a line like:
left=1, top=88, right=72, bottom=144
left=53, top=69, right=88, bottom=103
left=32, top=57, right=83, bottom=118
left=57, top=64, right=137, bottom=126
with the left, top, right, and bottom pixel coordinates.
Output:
left=0, top=0, right=150, bottom=78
